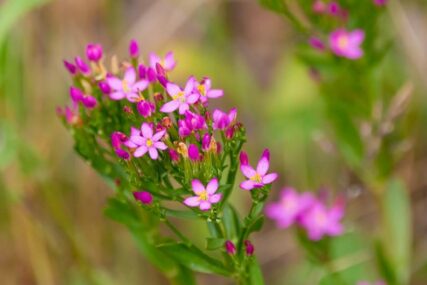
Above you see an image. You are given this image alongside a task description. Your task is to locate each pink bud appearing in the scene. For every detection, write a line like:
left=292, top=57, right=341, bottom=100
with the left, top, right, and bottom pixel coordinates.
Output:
left=239, top=151, right=249, bottom=165
left=188, top=144, right=201, bottom=161
left=63, top=60, right=77, bottom=75
left=225, top=240, right=236, bottom=255
left=202, top=133, right=211, bottom=151
left=129, top=39, right=139, bottom=58
left=86, top=43, right=103, bottom=62
left=75, top=56, right=91, bottom=75
left=69, top=86, right=83, bottom=103
left=169, top=149, right=180, bottom=162
left=309, top=37, right=325, bottom=51
left=82, top=95, right=97, bottom=108
left=115, top=148, right=130, bottom=160
left=133, top=191, right=153, bottom=204
left=244, top=240, right=254, bottom=256
left=98, top=81, right=111, bottom=94
left=138, top=64, right=146, bottom=79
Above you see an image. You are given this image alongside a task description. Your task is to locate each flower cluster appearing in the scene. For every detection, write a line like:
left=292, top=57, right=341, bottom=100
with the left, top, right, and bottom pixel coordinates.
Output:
left=266, top=187, right=345, bottom=240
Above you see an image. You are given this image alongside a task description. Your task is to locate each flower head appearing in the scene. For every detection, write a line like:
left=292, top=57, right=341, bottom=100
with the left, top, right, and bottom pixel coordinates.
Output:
left=194, top=77, right=223, bottom=104
left=184, top=178, right=222, bottom=211
left=107, top=67, right=149, bottom=101
left=149, top=51, right=176, bottom=71
left=266, top=188, right=308, bottom=228
left=178, top=111, right=207, bottom=137
left=212, top=108, right=237, bottom=130
left=299, top=199, right=344, bottom=240
left=130, top=122, right=167, bottom=159
left=239, top=149, right=278, bottom=191
left=133, top=191, right=153, bottom=205
left=329, top=28, right=365, bottom=60
left=160, top=78, right=199, bottom=114
left=86, top=43, right=103, bottom=62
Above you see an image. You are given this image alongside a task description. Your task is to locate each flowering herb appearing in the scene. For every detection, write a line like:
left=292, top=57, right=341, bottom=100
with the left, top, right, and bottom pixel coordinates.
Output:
left=59, top=40, right=277, bottom=284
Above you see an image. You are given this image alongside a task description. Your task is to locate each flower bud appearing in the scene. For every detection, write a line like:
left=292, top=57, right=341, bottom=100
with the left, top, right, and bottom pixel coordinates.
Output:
left=63, top=60, right=77, bottom=75
left=309, top=37, right=325, bottom=51
left=69, top=86, right=83, bottom=103
left=154, top=92, right=164, bottom=102
left=115, top=148, right=130, bottom=160
left=137, top=100, right=155, bottom=118
left=86, top=43, right=103, bottom=62
left=169, top=149, right=180, bottom=162
left=133, top=191, right=153, bottom=205
left=129, top=39, right=139, bottom=58
left=239, top=151, right=249, bottom=165
left=147, top=67, right=157, bottom=82
left=138, top=64, right=146, bottom=79
left=82, top=95, right=97, bottom=108
left=224, top=240, right=236, bottom=255
left=188, top=144, right=201, bottom=161
left=75, top=57, right=91, bottom=75
left=202, top=133, right=211, bottom=151
left=98, top=81, right=111, bottom=94
left=244, top=240, right=254, bottom=256
left=161, top=117, right=172, bottom=129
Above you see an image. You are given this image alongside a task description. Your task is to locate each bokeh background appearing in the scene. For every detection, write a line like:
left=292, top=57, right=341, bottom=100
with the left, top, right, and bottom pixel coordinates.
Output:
left=1, top=0, right=427, bottom=284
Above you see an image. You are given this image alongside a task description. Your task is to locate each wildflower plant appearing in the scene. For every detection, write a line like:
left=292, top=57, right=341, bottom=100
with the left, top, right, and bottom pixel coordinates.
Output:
left=59, top=40, right=276, bottom=284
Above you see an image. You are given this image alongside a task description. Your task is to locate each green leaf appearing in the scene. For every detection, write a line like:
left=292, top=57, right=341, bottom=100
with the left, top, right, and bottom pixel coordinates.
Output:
left=104, top=197, right=139, bottom=228
left=247, top=215, right=264, bottom=234
left=248, top=259, right=265, bottom=285
left=222, top=203, right=241, bottom=239
left=158, top=243, right=232, bottom=276
left=206, top=238, right=226, bottom=251
left=380, top=178, right=412, bottom=285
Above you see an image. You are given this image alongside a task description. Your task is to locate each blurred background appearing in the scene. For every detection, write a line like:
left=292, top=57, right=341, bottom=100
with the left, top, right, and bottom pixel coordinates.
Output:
left=1, top=0, right=427, bottom=284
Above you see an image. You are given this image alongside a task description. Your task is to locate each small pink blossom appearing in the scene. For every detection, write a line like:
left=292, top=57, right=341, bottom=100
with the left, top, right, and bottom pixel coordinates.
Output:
left=129, top=123, right=167, bottom=159
left=160, top=78, right=199, bottom=114
left=194, top=77, right=223, bottom=104
left=107, top=67, right=149, bottom=101
left=373, top=0, right=387, bottom=6
left=212, top=108, right=237, bottom=130
left=299, top=199, right=344, bottom=241
left=75, top=56, right=91, bottom=76
left=149, top=51, right=176, bottom=71
left=129, top=39, right=139, bottom=58
left=309, top=37, right=325, bottom=51
left=357, top=281, right=386, bottom=285
left=183, top=178, right=222, bottom=211
left=239, top=149, right=278, bottom=191
left=225, top=240, right=236, bottom=255
left=86, top=43, right=103, bottom=62
left=133, top=191, right=153, bottom=205
left=329, top=28, right=365, bottom=60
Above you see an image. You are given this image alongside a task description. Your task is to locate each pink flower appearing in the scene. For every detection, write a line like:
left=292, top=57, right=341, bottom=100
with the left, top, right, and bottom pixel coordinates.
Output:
left=129, top=39, right=139, bottom=58
left=312, top=0, right=326, bottom=13
left=212, top=108, right=237, bottom=130
left=357, top=281, right=386, bottom=285
left=309, top=37, right=325, bottom=51
left=194, top=77, right=223, bottom=104
left=107, top=67, right=149, bottom=101
left=373, top=0, right=387, bottom=6
left=75, top=56, right=91, bottom=76
left=239, top=149, right=278, bottom=191
left=63, top=60, right=77, bottom=75
left=329, top=28, right=365, bottom=60
left=178, top=111, right=207, bottom=137
left=149, top=51, right=176, bottom=71
left=129, top=123, right=168, bottom=159
left=265, top=188, right=310, bottom=228
left=188, top=144, right=201, bottom=161
left=133, top=191, right=153, bottom=205
left=299, top=200, right=344, bottom=241
left=136, top=100, right=155, bottom=118
left=86, top=43, right=103, bottom=62
left=244, top=240, right=254, bottom=256
left=225, top=240, right=236, bottom=255
left=183, top=178, right=222, bottom=211
left=160, top=78, right=199, bottom=114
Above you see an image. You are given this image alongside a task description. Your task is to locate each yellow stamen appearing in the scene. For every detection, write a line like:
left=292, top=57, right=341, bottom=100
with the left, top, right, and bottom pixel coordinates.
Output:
left=122, top=80, right=130, bottom=93
left=250, top=173, right=262, bottom=183
left=198, top=85, right=206, bottom=96
left=337, top=36, right=349, bottom=49
left=146, top=139, right=153, bottom=147
left=198, top=190, right=208, bottom=201
left=172, top=91, right=185, bottom=101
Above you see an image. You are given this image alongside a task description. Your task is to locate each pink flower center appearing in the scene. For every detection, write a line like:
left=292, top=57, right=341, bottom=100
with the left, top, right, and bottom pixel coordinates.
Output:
left=250, top=173, right=262, bottom=183
left=337, top=35, right=349, bottom=50
left=314, top=211, right=327, bottom=226
left=172, top=91, right=185, bottom=102
left=198, top=190, right=208, bottom=201
left=282, top=198, right=297, bottom=212
left=122, top=80, right=130, bottom=93
left=146, top=138, right=153, bottom=147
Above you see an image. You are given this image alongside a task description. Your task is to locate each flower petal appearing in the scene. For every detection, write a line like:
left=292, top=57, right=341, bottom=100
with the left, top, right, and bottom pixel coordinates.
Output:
left=186, top=93, right=199, bottom=104
left=192, top=179, right=205, bottom=194
left=208, top=193, right=222, bottom=204
left=148, top=148, right=158, bottom=159
left=199, top=201, right=211, bottom=211
left=124, top=68, right=136, bottom=84
left=132, top=80, right=148, bottom=92
left=130, top=135, right=145, bottom=145
left=184, top=77, right=195, bottom=94
left=166, top=83, right=181, bottom=96
left=206, top=178, right=218, bottom=194
left=178, top=103, right=189, bottom=114
left=262, top=173, right=278, bottom=184
left=152, top=130, right=166, bottom=141
left=126, top=92, right=140, bottom=102
left=154, top=141, right=167, bottom=150
left=109, top=91, right=126, bottom=100
left=184, top=196, right=200, bottom=207
left=241, top=165, right=256, bottom=179
left=160, top=100, right=179, bottom=113
left=164, top=51, right=176, bottom=70
left=256, top=149, right=270, bottom=175
left=207, top=89, right=223, bottom=98
left=107, top=77, right=123, bottom=90
left=134, top=146, right=148, bottom=157
left=141, top=123, right=153, bottom=138
left=240, top=180, right=256, bottom=191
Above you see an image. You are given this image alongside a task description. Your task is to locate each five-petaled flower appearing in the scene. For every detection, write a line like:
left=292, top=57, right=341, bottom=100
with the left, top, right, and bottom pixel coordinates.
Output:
left=184, top=178, right=222, bottom=211
left=160, top=77, right=199, bottom=114
left=194, top=77, right=223, bottom=105
left=107, top=67, right=149, bottom=101
left=149, top=51, right=176, bottom=71
left=130, top=123, right=167, bottom=159
left=329, top=28, right=365, bottom=60
left=239, top=149, right=278, bottom=191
